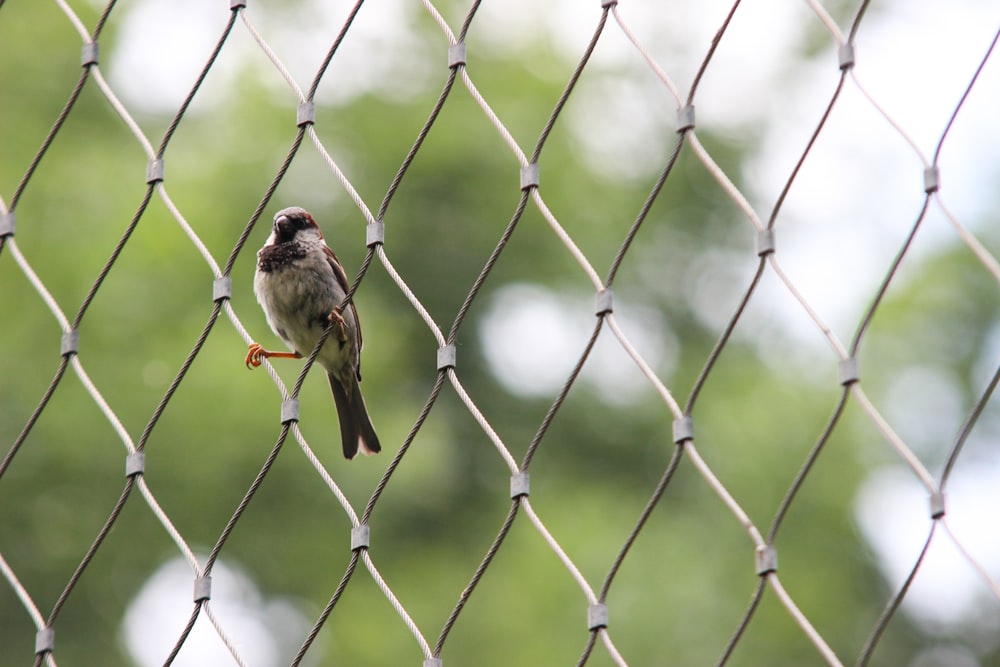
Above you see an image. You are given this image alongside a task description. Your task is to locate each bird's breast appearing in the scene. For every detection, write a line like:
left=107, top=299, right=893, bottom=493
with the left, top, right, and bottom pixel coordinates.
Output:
left=253, top=246, right=356, bottom=374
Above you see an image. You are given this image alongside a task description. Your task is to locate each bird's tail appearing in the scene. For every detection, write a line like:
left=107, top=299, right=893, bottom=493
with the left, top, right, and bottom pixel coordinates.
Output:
left=329, top=373, right=381, bottom=459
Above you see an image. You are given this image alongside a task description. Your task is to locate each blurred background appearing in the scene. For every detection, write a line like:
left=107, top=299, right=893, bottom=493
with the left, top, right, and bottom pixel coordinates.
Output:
left=2, top=0, right=1000, bottom=665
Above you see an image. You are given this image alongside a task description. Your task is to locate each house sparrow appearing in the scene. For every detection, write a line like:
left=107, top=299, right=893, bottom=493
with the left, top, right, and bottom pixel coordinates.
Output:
left=246, top=206, right=381, bottom=459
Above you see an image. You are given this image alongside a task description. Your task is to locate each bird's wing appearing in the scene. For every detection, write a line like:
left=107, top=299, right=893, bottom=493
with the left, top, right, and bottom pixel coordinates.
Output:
left=324, top=244, right=363, bottom=379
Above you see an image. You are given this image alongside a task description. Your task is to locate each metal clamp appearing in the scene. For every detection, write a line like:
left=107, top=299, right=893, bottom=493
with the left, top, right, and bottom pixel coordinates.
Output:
left=587, top=603, right=608, bottom=630
left=351, top=524, right=371, bottom=551
left=281, top=399, right=300, bottom=424
left=146, top=159, right=165, bottom=185
left=838, top=44, right=856, bottom=71
left=923, top=166, right=940, bottom=194
left=367, top=221, right=385, bottom=247
left=0, top=212, right=14, bottom=238
left=126, top=452, right=146, bottom=477
left=929, top=490, right=946, bottom=519
left=520, top=163, right=540, bottom=191
left=510, top=472, right=530, bottom=499
left=81, top=42, right=99, bottom=67
left=61, top=330, right=80, bottom=357
left=756, top=229, right=776, bottom=257
left=213, top=276, right=232, bottom=302
left=755, top=545, right=778, bottom=575
left=676, top=105, right=695, bottom=133
left=297, top=101, right=316, bottom=127
left=437, top=344, right=457, bottom=371
left=448, top=43, right=467, bottom=68
left=838, top=358, right=859, bottom=386
left=193, top=575, right=212, bottom=602
left=595, top=288, right=614, bottom=316
left=672, top=416, right=694, bottom=444
left=35, top=628, right=55, bottom=655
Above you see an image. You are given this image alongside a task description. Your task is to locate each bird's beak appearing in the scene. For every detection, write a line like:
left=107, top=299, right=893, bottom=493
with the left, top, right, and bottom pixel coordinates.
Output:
left=274, top=214, right=291, bottom=235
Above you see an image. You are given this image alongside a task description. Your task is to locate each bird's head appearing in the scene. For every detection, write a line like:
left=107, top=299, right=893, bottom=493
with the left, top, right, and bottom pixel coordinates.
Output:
left=270, top=206, right=324, bottom=246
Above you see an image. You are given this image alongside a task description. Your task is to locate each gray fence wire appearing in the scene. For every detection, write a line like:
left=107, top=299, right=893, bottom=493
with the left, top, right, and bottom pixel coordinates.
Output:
left=2, top=0, right=1000, bottom=665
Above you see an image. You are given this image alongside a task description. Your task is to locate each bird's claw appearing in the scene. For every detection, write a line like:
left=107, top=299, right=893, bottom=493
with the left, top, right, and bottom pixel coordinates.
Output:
left=246, top=342, right=266, bottom=369
left=328, top=309, right=349, bottom=343
left=245, top=343, right=301, bottom=368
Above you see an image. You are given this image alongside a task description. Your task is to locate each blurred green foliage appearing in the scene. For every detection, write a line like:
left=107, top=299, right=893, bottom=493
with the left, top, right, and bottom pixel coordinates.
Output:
left=2, top=2, right=999, bottom=666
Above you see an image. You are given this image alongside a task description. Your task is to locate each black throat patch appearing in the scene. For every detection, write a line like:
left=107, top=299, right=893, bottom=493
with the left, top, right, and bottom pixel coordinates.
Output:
left=257, top=242, right=307, bottom=273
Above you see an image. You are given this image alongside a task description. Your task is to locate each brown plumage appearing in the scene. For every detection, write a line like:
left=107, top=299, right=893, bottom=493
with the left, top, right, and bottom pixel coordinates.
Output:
left=247, top=206, right=380, bottom=459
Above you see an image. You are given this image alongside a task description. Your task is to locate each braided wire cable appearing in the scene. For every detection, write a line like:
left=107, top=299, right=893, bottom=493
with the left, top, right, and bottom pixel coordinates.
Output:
left=2, top=0, right=999, bottom=665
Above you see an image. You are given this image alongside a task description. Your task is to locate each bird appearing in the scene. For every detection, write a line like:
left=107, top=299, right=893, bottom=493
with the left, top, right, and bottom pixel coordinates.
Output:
left=246, top=206, right=381, bottom=459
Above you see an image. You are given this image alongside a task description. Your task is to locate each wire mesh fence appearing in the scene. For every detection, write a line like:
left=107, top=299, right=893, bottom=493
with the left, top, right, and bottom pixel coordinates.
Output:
left=2, top=0, right=1000, bottom=665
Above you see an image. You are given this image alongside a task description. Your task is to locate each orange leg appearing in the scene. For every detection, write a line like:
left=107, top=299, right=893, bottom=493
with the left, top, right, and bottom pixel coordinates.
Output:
left=246, top=342, right=301, bottom=369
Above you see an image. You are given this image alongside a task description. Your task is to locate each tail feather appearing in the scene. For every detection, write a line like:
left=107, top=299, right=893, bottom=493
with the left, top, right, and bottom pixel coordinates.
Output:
left=329, top=373, right=380, bottom=459
left=352, top=382, right=381, bottom=456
